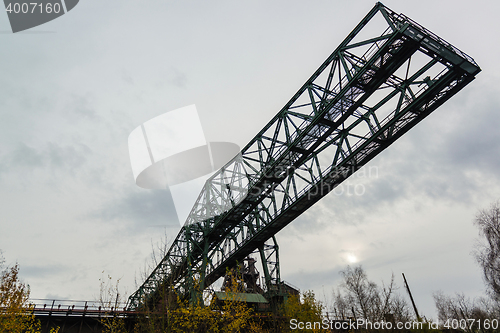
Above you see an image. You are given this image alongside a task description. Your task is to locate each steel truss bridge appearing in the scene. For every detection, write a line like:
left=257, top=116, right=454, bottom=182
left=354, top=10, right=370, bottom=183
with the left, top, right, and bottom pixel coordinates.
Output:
left=20, top=299, right=132, bottom=333
left=127, top=2, right=480, bottom=310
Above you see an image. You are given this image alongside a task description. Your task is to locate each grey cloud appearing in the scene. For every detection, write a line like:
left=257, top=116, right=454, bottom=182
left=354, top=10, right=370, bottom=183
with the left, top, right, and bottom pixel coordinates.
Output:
left=67, top=94, right=99, bottom=120
left=166, top=67, right=188, bottom=89
left=391, top=93, right=500, bottom=203
left=440, top=105, right=500, bottom=177
left=121, top=70, right=134, bottom=85
left=170, top=70, right=187, bottom=88
left=20, top=264, right=68, bottom=279
left=0, top=142, right=91, bottom=175
left=46, top=143, right=91, bottom=170
left=8, top=143, right=45, bottom=168
left=365, top=178, right=408, bottom=205
left=93, top=188, right=180, bottom=229
left=286, top=267, right=344, bottom=293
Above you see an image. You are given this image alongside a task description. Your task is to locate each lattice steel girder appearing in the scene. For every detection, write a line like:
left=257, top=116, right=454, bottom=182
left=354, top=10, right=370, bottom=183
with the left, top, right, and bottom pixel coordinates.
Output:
left=258, top=237, right=280, bottom=292
left=127, top=2, right=480, bottom=310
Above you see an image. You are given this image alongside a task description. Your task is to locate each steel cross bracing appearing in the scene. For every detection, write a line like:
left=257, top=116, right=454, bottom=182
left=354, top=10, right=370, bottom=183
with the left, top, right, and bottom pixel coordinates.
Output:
left=127, top=2, right=480, bottom=310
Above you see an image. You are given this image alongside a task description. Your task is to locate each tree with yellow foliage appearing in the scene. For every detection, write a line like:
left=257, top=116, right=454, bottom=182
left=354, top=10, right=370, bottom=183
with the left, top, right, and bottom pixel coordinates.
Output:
left=98, top=274, right=128, bottom=333
left=167, top=272, right=256, bottom=333
left=280, top=291, right=325, bottom=333
left=0, top=251, right=58, bottom=333
left=131, top=268, right=265, bottom=333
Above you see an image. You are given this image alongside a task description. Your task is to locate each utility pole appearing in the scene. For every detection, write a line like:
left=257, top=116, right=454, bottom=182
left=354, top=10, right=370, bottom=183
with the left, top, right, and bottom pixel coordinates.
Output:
left=402, top=273, right=420, bottom=320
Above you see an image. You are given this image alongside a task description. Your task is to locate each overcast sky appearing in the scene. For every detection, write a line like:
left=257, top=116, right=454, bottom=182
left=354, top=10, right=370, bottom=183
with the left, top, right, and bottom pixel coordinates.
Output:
left=1, top=0, right=499, bottom=319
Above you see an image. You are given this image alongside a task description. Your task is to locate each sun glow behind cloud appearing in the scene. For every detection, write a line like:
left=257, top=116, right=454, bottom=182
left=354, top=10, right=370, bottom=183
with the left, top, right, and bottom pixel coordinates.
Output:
left=346, top=253, right=358, bottom=264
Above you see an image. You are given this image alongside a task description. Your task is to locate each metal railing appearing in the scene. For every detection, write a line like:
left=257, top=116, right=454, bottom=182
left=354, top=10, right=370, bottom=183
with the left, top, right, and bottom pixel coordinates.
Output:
left=27, top=299, right=134, bottom=317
